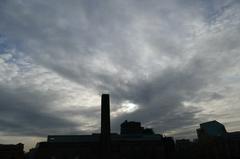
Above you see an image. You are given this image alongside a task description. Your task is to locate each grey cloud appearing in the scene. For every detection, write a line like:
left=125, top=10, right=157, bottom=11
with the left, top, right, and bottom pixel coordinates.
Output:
left=0, top=0, right=240, bottom=139
left=0, top=85, right=89, bottom=136
left=109, top=60, right=208, bottom=132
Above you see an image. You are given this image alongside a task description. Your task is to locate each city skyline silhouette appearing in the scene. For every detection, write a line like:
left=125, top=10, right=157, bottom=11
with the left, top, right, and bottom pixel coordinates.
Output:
left=1, top=94, right=240, bottom=159
left=1, top=0, right=240, bottom=158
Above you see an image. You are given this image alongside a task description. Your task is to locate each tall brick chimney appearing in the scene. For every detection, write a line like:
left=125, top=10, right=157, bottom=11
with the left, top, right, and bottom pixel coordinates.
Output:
left=100, top=94, right=111, bottom=158
left=101, top=94, right=111, bottom=136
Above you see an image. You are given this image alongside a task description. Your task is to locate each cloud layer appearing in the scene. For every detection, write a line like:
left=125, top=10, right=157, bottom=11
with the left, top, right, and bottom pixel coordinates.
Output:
left=0, top=0, right=240, bottom=150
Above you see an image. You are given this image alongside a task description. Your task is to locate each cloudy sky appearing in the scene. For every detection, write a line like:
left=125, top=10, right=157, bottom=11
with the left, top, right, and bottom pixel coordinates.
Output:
left=0, top=0, right=240, bottom=151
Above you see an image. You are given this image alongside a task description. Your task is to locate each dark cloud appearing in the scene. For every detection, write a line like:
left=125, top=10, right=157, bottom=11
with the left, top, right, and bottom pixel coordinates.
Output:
left=0, top=85, right=91, bottom=136
left=0, top=0, right=240, bottom=145
left=109, top=59, right=207, bottom=132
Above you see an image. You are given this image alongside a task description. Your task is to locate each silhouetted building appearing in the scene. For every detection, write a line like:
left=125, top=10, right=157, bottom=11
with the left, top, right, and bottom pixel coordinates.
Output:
left=143, top=128, right=155, bottom=135
left=196, top=120, right=240, bottom=159
left=121, top=120, right=155, bottom=136
left=0, top=143, right=24, bottom=159
left=29, top=94, right=175, bottom=159
left=197, top=120, right=227, bottom=140
left=120, top=120, right=144, bottom=135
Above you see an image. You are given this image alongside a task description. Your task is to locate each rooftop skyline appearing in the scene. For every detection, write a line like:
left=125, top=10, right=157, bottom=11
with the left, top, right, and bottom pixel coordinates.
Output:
left=0, top=0, right=240, bottom=151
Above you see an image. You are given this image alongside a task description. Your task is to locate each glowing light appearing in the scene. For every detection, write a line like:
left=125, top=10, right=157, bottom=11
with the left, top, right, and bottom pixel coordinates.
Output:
left=121, top=101, right=139, bottom=113
left=111, top=101, right=139, bottom=117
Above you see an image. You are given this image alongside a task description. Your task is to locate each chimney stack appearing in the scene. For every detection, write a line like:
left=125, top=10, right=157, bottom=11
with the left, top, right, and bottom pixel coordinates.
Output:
left=101, top=94, right=111, bottom=135
left=100, top=94, right=111, bottom=158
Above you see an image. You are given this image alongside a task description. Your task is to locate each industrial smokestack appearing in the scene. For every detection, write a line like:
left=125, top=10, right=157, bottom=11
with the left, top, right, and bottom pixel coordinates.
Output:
left=100, top=94, right=111, bottom=158
left=101, top=94, right=111, bottom=135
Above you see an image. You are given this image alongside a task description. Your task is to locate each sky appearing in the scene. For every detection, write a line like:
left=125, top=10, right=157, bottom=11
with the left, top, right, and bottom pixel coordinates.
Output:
left=0, top=0, right=240, bottom=151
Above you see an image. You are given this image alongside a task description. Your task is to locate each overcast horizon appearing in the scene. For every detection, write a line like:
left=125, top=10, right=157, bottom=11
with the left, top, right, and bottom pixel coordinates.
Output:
left=0, top=0, right=240, bottom=151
